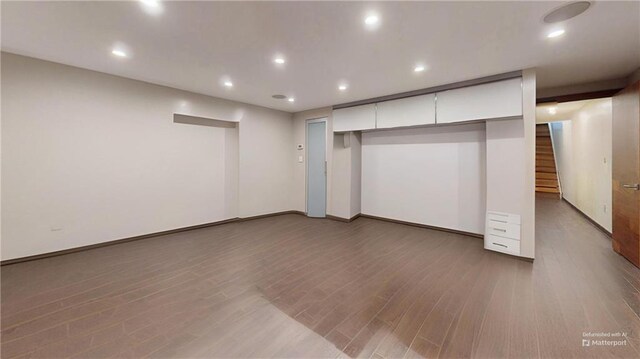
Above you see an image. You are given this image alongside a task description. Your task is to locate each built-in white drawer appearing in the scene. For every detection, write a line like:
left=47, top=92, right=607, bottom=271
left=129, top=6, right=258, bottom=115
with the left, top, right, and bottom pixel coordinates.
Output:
left=485, top=234, right=520, bottom=255
left=487, top=211, right=521, bottom=225
left=486, top=219, right=520, bottom=240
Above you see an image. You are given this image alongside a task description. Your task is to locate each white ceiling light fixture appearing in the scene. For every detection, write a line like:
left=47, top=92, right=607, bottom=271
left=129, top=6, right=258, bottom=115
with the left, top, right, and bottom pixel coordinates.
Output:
left=338, top=84, right=348, bottom=91
left=224, top=80, right=233, bottom=87
left=547, top=29, right=566, bottom=38
left=274, top=57, right=285, bottom=64
left=111, top=49, right=128, bottom=58
left=414, top=65, right=426, bottom=72
left=364, top=13, right=380, bottom=29
left=288, top=97, right=295, bottom=102
left=139, top=0, right=164, bottom=15
left=365, top=15, right=378, bottom=25
left=140, top=0, right=159, bottom=7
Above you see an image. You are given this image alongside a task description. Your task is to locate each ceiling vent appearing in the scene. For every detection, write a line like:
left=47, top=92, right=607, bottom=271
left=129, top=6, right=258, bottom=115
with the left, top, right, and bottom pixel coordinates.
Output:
left=543, top=1, right=591, bottom=23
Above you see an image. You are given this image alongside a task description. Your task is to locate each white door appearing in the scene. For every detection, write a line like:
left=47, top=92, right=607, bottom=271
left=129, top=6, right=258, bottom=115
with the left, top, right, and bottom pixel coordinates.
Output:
left=306, top=119, right=327, bottom=217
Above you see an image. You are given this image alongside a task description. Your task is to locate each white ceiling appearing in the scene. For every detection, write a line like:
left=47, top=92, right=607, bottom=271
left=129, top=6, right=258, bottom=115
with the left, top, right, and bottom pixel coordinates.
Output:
left=2, top=1, right=639, bottom=113
left=536, top=99, right=592, bottom=123
left=536, top=97, right=612, bottom=124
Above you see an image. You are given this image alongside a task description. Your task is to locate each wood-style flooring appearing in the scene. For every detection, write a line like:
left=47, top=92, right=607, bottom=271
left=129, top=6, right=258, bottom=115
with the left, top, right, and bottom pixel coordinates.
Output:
left=2, top=197, right=640, bottom=358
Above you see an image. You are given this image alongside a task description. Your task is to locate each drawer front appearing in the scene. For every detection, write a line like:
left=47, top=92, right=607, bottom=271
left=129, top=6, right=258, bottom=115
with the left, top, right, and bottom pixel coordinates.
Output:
left=487, top=211, right=521, bottom=225
left=486, top=220, right=520, bottom=240
left=485, top=234, right=521, bottom=255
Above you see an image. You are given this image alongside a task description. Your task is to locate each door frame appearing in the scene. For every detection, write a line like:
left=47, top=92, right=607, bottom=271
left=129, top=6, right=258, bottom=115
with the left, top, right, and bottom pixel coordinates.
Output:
left=305, top=117, right=328, bottom=217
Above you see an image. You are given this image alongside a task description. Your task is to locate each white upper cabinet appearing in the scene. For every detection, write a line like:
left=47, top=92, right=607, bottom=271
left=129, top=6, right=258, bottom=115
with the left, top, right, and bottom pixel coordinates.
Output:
left=436, top=78, right=523, bottom=124
left=376, top=94, right=436, bottom=129
left=332, top=104, right=376, bottom=132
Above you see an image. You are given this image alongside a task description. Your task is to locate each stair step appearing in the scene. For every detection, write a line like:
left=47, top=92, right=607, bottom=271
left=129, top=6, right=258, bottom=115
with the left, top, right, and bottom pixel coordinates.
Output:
left=536, top=166, right=557, bottom=173
left=536, top=179, right=559, bottom=187
left=536, top=186, right=561, bottom=193
left=536, top=191, right=562, bottom=199
left=536, top=159, right=556, bottom=167
left=536, top=125, right=559, bottom=188
left=536, top=172, right=559, bottom=180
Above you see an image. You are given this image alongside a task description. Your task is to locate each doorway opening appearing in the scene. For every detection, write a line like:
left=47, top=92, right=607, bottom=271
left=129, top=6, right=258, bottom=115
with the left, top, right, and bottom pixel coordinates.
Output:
left=535, top=98, right=613, bottom=233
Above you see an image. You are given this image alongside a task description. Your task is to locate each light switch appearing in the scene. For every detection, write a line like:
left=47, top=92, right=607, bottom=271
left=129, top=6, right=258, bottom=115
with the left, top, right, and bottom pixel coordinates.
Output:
left=298, top=156, right=304, bottom=163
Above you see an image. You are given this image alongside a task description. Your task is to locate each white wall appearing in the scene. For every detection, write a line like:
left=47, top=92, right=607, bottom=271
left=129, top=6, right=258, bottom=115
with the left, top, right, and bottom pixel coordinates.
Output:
left=1, top=53, right=293, bottom=260
left=331, top=132, right=362, bottom=219
left=361, top=124, right=487, bottom=234
left=330, top=134, right=352, bottom=219
left=550, top=98, right=613, bottom=231
left=350, top=132, right=362, bottom=217
left=486, top=119, right=527, bottom=224
left=238, top=110, right=294, bottom=217
left=484, top=70, right=535, bottom=259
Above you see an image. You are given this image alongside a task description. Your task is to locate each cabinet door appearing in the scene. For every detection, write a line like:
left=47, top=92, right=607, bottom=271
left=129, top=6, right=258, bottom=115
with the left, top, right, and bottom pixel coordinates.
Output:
left=376, top=94, right=436, bottom=129
left=437, top=78, right=523, bottom=124
left=333, top=104, right=376, bottom=132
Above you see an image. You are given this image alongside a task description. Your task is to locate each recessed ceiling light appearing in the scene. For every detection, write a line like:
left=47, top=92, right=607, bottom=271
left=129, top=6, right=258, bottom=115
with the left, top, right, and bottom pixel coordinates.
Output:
left=274, top=57, right=285, bottom=64
left=547, top=29, right=565, bottom=38
left=288, top=98, right=295, bottom=103
left=548, top=107, right=557, bottom=115
left=140, top=0, right=159, bottom=7
left=365, top=15, right=379, bottom=25
left=111, top=49, right=127, bottom=58
left=224, top=81, right=233, bottom=87
left=139, top=0, right=163, bottom=15
left=338, top=84, right=348, bottom=91
left=414, top=65, right=426, bottom=72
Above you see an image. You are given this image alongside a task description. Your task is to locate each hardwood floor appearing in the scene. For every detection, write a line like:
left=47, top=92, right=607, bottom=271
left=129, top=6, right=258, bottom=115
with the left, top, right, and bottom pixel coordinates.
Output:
left=2, top=197, right=640, bottom=358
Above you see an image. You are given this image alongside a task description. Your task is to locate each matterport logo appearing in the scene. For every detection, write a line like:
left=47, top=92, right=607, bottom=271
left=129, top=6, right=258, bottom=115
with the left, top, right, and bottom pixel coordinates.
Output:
left=582, top=331, right=628, bottom=347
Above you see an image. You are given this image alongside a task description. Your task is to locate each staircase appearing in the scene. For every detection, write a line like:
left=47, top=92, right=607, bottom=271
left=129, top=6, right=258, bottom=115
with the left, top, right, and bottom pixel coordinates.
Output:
left=536, top=124, right=561, bottom=197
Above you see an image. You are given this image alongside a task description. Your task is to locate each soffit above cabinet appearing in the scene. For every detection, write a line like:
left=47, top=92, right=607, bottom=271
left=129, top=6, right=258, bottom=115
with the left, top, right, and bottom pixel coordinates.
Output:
left=376, top=94, right=436, bottom=129
left=333, top=104, right=376, bottom=132
left=436, top=78, right=523, bottom=124
left=331, top=73, right=523, bottom=133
